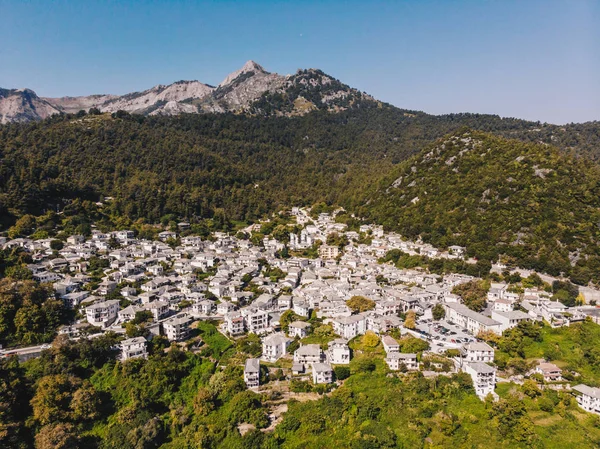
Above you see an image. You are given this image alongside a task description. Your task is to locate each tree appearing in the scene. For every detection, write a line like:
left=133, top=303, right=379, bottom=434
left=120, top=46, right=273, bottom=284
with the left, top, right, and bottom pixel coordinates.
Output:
left=279, top=310, right=301, bottom=333
left=0, top=279, right=64, bottom=346
left=125, top=416, right=164, bottom=448
left=334, top=365, right=350, bottom=380
left=132, top=310, right=154, bottom=325
left=193, top=387, right=215, bottom=416
left=350, top=357, right=376, bottom=373
left=362, top=331, right=380, bottom=348
left=70, top=381, right=101, bottom=421
left=551, top=281, right=579, bottom=307
left=287, top=338, right=300, bottom=354
left=8, top=215, right=37, bottom=238
left=35, top=423, right=80, bottom=449
left=404, top=310, right=416, bottom=329
left=452, top=280, right=489, bottom=312
left=326, top=232, right=349, bottom=249
left=108, top=236, right=121, bottom=249
left=31, top=374, right=81, bottom=425
left=50, top=240, right=64, bottom=251
left=346, top=296, right=376, bottom=313
left=490, top=394, right=537, bottom=446
left=432, top=303, right=445, bottom=321
left=236, top=334, right=262, bottom=357
left=125, top=322, right=149, bottom=338
left=272, top=225, right=290, bottom=243
left=521, top=379, right=541, bottom=398
left=398, top=335, right=429, bottom=353
left=0, top=356, right=30, bottom=446
left=314, top=324, right=335, bottom=339
left=4, top=264, right=33, bottom=280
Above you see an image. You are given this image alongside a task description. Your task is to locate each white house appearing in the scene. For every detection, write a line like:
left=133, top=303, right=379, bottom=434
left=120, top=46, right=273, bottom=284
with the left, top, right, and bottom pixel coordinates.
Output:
left=224, top=312, right=245, bottom=336
left=382, top=335, right=400, bottom=354
left=292, top=299, right=311, bottom=317
left=288, top=321, right=311, bottom=338
left=67, top=235, right=85, bottom=245
left=464, top=362, right=496, bottom=400
left=85, top=300, right=119, bottom=328
left=294, top=344, right=323, bottom=368
left=244, top=358, right=260, bottom=390
left=573, top=384, right=600, bottom=415
left=535, top=361, right=562, bottom=382
left=242, top=308, right=270, bottom=334
left=328, top=338, right=350, bottom=365
left=386, top=353, right=418, bottom=371
left=312, top=362, right=333, bottom=384
left=97, top=280, right=117, bottom=296
left=318, top=245, right=339, bottom=260
left=462, top=342, right=495, bottom=363
left=493, top=299, right=513, bottom=313
left=62, top=291, right=89, bottom=309
left=540, top=301, right=570, bottom=327
left=145, top=301, right=170, bottom=321
left=491, top=310, right=531, bottom=333
left=192, top=299, right=216, bottom=316
left=120, top=337, right=147, bottom=361
left=162, top=315, right=192, bottom=341
left=366, top=314, right=403, bottom=334
left=444, top=303, right=502, bottom=335
left=487, top=283, right=507, bottom=302
left=333, top=315, right=367, bottom=340
left=217, top=301, right=236, bottom=315
left=262, top=333, right=291, bottom=362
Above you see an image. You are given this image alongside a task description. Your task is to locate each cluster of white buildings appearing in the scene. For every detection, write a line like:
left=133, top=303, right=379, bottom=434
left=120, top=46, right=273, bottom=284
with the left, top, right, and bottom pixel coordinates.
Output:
left=7, top=206, right=598, bottom=402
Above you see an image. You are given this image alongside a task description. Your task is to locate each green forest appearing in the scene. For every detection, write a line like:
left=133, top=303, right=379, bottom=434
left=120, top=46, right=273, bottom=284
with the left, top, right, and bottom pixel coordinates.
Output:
left=1, top=106, right=599, bottom=228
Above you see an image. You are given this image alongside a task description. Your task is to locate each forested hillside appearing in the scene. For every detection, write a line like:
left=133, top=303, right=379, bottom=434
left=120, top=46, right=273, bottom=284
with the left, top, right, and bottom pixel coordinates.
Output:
left=361, top=129, right=600, bottom=284
left=1, top=107, right=599, bottom=228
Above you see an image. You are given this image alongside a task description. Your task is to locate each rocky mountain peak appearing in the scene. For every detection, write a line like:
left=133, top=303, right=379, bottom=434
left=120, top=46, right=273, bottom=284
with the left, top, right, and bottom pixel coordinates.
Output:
left=218, top=60, right=267, bottom=87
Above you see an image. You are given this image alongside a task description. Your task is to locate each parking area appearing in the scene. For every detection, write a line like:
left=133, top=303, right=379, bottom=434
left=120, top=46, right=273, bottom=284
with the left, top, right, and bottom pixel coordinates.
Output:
left=414, top=318, right=476, bottom=353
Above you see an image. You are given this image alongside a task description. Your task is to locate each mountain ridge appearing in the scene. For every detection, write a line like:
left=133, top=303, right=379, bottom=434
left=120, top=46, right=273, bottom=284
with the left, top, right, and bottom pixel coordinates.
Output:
left=0, top=61, right=374, bottom=123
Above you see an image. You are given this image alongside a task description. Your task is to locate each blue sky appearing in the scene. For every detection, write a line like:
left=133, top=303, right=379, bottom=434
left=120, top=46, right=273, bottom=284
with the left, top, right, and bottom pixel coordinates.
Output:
left=1, top=0, right=598, bottom=124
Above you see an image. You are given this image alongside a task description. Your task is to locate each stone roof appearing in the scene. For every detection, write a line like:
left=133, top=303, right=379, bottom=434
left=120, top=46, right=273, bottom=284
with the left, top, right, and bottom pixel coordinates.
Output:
left=245, top=358, right=260, bottom=373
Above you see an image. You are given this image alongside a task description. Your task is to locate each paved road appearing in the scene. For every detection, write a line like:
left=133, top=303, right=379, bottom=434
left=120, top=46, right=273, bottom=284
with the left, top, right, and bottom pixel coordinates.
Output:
left=0, top=344, right=51, bottom=361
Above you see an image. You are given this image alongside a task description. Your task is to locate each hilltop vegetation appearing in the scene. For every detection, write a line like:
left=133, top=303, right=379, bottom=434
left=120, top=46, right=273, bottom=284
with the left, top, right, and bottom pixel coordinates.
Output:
left=1, top=108, right=600, bottom=229
left=362, top=130, right=600, bottom=285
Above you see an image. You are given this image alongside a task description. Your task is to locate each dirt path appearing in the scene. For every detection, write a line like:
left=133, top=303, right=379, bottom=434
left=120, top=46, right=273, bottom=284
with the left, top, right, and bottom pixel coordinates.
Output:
left=261, top=390, right=325, bottom=432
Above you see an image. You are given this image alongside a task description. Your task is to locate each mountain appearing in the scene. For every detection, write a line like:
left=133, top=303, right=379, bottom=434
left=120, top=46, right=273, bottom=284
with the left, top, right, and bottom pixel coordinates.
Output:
left=0, top=61, right=375, bottom=122
left=0, top=88, right=61, bottom=124
left=360, top=129, right=600, bottom=284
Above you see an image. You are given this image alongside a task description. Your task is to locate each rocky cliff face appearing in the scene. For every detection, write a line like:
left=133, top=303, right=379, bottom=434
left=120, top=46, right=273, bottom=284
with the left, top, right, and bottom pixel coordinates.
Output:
left=0, top=88, right=62, bottom=124
left=0, top=61, right=376, bottom=123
